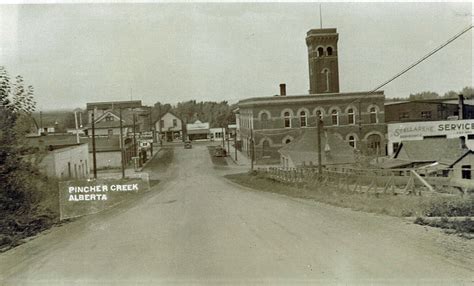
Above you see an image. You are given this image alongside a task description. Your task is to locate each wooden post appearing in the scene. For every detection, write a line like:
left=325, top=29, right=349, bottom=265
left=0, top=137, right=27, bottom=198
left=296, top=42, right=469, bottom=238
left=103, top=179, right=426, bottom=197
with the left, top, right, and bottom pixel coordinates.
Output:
left=119, top=108, right=125, bottom=179
left=91, top=111, right=97, bottom=179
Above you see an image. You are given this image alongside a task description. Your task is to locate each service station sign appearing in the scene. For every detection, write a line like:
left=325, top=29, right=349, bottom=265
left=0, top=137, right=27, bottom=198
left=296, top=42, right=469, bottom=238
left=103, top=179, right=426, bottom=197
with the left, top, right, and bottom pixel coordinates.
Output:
left=387, top=119, right=474, bottom=155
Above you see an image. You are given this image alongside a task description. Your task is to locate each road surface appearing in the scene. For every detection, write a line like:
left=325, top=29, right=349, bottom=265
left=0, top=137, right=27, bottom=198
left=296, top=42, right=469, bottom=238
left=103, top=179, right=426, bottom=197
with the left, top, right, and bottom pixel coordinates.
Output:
left=1, top=143, right=473, bottom=285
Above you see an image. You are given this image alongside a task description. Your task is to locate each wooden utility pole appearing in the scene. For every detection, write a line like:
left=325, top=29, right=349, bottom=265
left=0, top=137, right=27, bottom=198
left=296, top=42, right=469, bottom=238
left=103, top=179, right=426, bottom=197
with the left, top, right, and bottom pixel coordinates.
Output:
left=234, top=133, right=238, bottom=161
left=119, top=108, right=125, bottom=179
left=132, top=113, right=137, bottom=157
left=250, top=128, right=255, bottom=171
left=227, top=130, right=230, bottom=157
left=316, top=117, right=323, bottom=174
left=91, top=111, right=97, bottom=179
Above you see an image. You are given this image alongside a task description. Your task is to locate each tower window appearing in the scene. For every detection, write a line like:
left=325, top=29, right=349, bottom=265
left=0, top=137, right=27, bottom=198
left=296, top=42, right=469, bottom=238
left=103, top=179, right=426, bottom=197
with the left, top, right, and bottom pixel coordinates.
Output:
left=300, top=111, right=307, bottom=127
left=284, top=111, right=291, bottom=128
left=327, top=47, right=333, bottom=56
left=322, top=69, right=330, bottom=92
left=331, top=110, right=339, bottom=126
left=317, top=47, right=324, bottom=57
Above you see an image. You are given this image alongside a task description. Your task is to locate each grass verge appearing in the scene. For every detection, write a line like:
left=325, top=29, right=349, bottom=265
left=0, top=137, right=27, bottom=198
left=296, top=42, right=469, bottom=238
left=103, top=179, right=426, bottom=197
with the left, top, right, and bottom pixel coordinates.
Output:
left=225, top=172, right=474, bottom=234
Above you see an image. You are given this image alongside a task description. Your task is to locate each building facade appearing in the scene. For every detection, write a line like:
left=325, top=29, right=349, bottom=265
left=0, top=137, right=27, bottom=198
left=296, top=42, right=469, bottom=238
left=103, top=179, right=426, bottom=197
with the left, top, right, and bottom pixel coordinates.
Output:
left=155, top=112, right=183, bottom=142
left=385, top=97, right=474, bottom=123
left=238, top=92, right=387, bottom=164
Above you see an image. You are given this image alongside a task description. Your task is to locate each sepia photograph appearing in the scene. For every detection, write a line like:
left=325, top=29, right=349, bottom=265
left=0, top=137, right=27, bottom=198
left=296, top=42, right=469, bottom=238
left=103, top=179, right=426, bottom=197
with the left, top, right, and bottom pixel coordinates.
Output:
left=0, top=1, right=473, bottom=284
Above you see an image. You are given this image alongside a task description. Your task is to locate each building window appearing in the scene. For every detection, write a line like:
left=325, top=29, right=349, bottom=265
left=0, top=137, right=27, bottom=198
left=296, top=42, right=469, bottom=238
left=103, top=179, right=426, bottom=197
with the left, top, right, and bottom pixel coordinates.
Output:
left=300, top=111, right=307, bottom=127
left=173, top=119, right=177, bottom=127
left=317, top=47, right=324, bottom=57
left=285, top=139, right=292, bottom=144
left=462, top=165, right=471, bottom=179
left=393, top=142, right=400, bottom=153
left=322, top=68, right=330, bottom=92
left=262, top=140, right=270, bottom=158
left=327, top=46, right=333, bottom=56
left=108, top=129, right=113, bottom=137
left=347, top=108, right=355, bottom=125
left=331, top=110, right=339, bottom=126
left=315, top=109, right=324, bottom=121
left=348, top=135, right=356, bottom=148
left=399, top=112, right=409, bottom=121
left=369, top=107, right=377, bottom=123
left=421, top=111, right=432, bottom=119
left=260, top=112, right=269, bottom=129
left=105, top=115, right=114, bottom=121
left=284, top=111, right=291, bottom=128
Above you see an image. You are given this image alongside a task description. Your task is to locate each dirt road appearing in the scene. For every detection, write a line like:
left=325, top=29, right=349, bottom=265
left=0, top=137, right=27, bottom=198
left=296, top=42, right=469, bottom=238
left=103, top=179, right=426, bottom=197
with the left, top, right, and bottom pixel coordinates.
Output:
left=1, top=144, right=473, bottom=285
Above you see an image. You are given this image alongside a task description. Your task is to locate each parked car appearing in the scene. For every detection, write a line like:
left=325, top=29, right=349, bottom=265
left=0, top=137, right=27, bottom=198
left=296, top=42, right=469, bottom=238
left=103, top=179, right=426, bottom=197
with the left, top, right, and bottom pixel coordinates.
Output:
left=214, top=146, right=226, bottom=157
left=184, top=140, right=192, bottom=149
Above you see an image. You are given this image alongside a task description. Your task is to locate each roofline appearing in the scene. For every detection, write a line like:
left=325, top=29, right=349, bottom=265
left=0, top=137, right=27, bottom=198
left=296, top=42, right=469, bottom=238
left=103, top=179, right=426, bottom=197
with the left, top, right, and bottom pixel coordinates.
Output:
left=448, top=150, right=473, bottom=167
left=238, top=91, right=384, bottom=107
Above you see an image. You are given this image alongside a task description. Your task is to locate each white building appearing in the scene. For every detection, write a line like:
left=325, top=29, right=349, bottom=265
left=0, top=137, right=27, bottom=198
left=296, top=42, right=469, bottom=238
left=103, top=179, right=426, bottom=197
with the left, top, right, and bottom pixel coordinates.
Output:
left=155, top=112, right=182, bottom=142
left=186, top=120, right=210, bottom=140
left=27, top=143, right=90, bottom=179
left=209, top=128, right=226, bottom=141
left=387, top=119, right=474, bottom=155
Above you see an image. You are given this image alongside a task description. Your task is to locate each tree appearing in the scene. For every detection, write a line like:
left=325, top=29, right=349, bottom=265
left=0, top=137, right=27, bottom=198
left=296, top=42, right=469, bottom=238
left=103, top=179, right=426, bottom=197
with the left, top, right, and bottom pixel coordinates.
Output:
left=0, top=66, right=38, bottom=216
left=408, top=91, right=439, bottom=100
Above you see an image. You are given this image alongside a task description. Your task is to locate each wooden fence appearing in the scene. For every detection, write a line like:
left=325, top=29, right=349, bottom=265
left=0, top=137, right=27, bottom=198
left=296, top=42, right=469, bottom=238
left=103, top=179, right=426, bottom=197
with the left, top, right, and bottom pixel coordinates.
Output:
left=257, top=166, right=473, bottom=196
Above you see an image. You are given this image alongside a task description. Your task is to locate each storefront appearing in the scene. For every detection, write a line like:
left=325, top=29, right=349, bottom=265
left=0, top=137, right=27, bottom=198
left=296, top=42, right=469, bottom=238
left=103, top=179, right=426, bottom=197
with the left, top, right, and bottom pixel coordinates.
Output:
left=387, top=119, right=474, bottom=155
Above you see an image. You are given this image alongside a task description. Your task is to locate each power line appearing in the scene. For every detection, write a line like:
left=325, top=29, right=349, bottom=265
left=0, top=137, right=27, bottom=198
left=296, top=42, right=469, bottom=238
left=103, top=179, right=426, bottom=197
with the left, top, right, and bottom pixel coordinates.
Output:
left=369, top=25, right=473, bottom=94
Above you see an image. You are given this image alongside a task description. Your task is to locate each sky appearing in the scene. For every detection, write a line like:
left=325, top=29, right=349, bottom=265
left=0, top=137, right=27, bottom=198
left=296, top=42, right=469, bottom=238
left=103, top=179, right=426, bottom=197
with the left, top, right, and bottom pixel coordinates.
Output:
left=0, top=2, right=472, bottom=111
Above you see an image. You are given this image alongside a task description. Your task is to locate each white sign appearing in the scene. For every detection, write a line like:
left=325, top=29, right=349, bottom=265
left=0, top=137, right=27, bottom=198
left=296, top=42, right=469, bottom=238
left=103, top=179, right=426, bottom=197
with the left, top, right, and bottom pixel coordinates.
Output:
left=387, top=119, right=474, bottom=155
left=388, top=119, right=474, bottom=141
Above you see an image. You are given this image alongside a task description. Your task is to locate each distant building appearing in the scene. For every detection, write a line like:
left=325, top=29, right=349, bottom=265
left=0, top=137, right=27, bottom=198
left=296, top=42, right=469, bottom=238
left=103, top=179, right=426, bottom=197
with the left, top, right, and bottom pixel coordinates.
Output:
left=279, top=129, right=356, bottom=169
left=386, top=137, right=474, bottom=181
left=237, top=27, right=387, bottom=164
left=24, top=143, right=89, bottom=180
left=86, top=100, right=151, bottom=134
left=155, top=112, right=183, bottom=142
left=186, top=120, right=210, bottom=141
left=209, top=128, right=226, bottom=141
left=84, top=110, right=133, bottom=137
left=384, top=95, right=474, bottom=123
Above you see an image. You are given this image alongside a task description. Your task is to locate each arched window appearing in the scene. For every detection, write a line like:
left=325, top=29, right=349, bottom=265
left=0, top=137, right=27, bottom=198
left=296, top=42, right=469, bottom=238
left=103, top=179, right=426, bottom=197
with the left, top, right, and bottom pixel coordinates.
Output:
left=317, top=47, right=324, bottom=57
left=285, top=139, right=292, bottom=144
left=370, top=107, right=377, bottom=123
left=331, top=109, right=339, bottom=125
left=327, top=47, right=333, bottom=56
left=260, top=112, right=269, bottom=129
left=262, top=140, right=270, bottom=157
left=322, top=68, right=330, bottom=92
left=284, top=111, right=291, bottom=128
left=348, top=135, right=356, bottom=148
left=300, top=111, right=307, bottom=127
left=347, top=108, right=355, bottom=125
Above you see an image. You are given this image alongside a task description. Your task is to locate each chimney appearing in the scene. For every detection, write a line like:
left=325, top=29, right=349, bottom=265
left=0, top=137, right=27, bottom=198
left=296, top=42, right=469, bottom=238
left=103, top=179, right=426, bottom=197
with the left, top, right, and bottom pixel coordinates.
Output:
left=279, top=83, right=286, bottom=96
left=458, top=94, right=465, bottom=120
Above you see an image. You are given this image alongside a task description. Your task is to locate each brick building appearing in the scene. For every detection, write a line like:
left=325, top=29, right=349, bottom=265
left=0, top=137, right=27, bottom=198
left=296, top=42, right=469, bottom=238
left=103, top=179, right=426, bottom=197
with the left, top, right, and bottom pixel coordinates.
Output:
left=236, top=27, right=387, bottom=164
left=237, top=91, right=386, bottom=164
left=385, top=96, right=474, bottom=123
